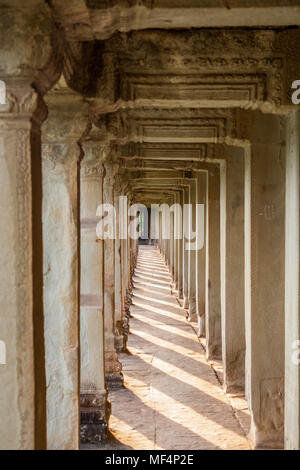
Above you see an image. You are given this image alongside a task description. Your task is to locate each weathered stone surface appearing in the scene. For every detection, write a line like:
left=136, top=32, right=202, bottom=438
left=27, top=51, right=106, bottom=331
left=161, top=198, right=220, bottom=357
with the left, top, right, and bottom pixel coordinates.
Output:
left=220, top=147, right=245, bottom=393
left=42, top=89, right=89, bottom=450
left=84, top=246, right=250, bottom=450
left=0, top=86, right=47, bottom=450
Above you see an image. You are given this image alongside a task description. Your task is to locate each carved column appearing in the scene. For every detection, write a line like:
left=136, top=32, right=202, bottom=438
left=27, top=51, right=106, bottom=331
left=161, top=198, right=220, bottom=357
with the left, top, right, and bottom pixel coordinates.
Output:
left=80, top=142, right=110, bottom=443
left=205, top=166, right=221, bottom=360
left=42, top=91, right=89, bottom=449
left=285, top=110, right=300, bottom=450
left=103, top=157, right=123, bottom=388
left=196, top=171, right=207, bottom=337
left=187, top=179, right=197, bottom=322
left=0, top=83, right=47, bottom=450
left=114, top=180, right=127, bottom=351
left=0, top=0, right=61, bottom=449
left=178, top=189, right=184, bottom=299
left=241, top=111, right=285, bottom=449
left=183, top=186, right=190, bottom=310
left=220, top=148, right=245, bottom=393
left=173, top=192, right=180, bottom=290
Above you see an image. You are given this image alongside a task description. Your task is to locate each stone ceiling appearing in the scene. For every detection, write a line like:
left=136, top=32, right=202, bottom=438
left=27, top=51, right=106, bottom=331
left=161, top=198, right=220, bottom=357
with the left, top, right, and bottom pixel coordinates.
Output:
left=46, top=1, right=300, bottom=205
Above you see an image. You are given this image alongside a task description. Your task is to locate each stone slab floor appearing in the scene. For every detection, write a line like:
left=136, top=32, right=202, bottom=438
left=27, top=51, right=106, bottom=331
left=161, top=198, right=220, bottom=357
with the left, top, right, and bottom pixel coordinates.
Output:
left=84, top=245, right=251, bottom=450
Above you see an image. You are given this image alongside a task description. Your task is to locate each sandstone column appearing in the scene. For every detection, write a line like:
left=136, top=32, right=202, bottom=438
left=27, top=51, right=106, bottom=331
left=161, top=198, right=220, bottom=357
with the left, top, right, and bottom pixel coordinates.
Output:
left=173, top=192, right=180, bottom=290
left=187, top=180, right=197, bottom=322
left=205, top=166, right=221, bottom=360
left=114, top=181, right=127, bottom=351
left=241, top=111, right=285, bottom=449
left=220, top=148, right=245, bottom=392
left=285, top=110, right=300, bottom=450
left=0, top=1, right=59, bottom=449
left=80, top=141, right=110, bottom=443
left=103, top=156, right=123, bottom=388
left=178, top=190, right=184, bottom=299
left=0, top=83, right=47, bottom=450
left=42, top=91, right=89, bottom=449
left=196, top=171, right=207, bottom=337
left=183, top=186, right=190, bottom=310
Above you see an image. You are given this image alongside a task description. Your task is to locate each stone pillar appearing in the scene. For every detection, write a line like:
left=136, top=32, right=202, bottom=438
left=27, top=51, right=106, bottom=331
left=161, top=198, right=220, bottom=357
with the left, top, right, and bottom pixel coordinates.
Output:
left=103, top=157, right=123, bottom=389
left=114, top=182, right=127, bottom=351
left=42, top=92, right=89, bottom=449
left=220, top=149, right=245, bottom=393
left=285, top=110, right=300, bottom=450
left=187, top=180, right=197, bottom=322
left=0, top=83, right=47, bottom=450
left=183, top=186, right=190, bottom=310
left=159, top=210, right=162, bottom=254
left=178, top=190, right=184, bottom=299
left=170, top=197, right=175, bottom=279
left=173, top=192, right=180, bottom=290
left=80, top=143, right=110, bottom=443
left=242, top=112, right=285, bottom=449
left=205, top=166, right=221, bottom=360
left=196, top=171, right=207, bottom=337
left=0, top=0, right=59, bottom=449
left=121, top=189, right=130, bottom=320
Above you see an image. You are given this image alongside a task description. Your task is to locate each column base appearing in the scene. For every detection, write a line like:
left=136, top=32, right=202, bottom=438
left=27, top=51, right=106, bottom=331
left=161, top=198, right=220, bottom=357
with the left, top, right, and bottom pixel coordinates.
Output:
left=106, top=371, right=124, bottom=390
left=114, top=319, right=128, bottom=353
left=206, top=343, right=222, bottom=361
left=197, top=315, right=205, bottom=337
left=248, top=420, right=284, bottom=450
left=105, top=351, right=124, bottom=389
left=223, top=351, right=245, bottom=394
left=187, top=302, right=197, bottom=322
left=80, top=390, right=111, bottom=444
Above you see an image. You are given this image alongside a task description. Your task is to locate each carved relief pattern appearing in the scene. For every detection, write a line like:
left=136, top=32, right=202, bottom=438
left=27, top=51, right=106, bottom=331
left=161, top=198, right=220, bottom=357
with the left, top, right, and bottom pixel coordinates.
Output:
left=16, top=128, right=34, bottom=444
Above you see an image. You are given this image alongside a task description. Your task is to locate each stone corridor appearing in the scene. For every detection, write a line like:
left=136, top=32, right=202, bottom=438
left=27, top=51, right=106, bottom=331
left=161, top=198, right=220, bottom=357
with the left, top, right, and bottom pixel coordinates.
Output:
left=3, top=1, right=300, bottom=451
left=85, top=246, right=250, bottom=450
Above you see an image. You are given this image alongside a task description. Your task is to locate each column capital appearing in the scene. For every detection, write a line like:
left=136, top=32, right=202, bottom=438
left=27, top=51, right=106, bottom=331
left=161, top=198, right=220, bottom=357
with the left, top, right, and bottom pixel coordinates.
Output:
left=104, top=157, right=120, bottom=187
left=81, top=159, right=105, bottom=180
left=0, top=81, right=48, bottom=128
left=42, top=89, right=90, bottom=164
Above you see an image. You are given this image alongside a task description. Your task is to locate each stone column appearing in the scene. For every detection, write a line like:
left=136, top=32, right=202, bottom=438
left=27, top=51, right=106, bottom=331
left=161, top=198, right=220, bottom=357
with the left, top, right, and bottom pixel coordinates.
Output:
left=159, top=210, right=163, bottom=254
left=0, top=83, right=47, bottom=450
left=103, top=157, right=123, bottom=389
left=205, top=166, right=221, bottom=360
left=114, top=181, right=127, bottom=351
left=0, top=0, right=59, bottom=449
left=196, top=171, right=207, bottom=337
left=220, top=148, right=245, bottom=393
left=183, top=186, right=190, bottom=310
left=173, top=192, right=180, bottom=290
left=170, top=197, right=175, bottom=279
left=42, top=91, right=89, bottom=449
left=285, top=110, right=300, bottom=450
left=178, top=190, right=184, bottom=299
left=187, top=180, right=197, bottom=322
left=242, top=111, right=285, bottom=449
left=80, top=142, right=110, bottom=443
left=121, top=189, right=130, bottom=320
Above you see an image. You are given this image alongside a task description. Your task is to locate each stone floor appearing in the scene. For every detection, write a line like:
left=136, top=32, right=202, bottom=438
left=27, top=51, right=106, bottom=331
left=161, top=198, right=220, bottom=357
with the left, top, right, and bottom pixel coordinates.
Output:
left=84, top=245, right=251, bottom=450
